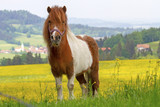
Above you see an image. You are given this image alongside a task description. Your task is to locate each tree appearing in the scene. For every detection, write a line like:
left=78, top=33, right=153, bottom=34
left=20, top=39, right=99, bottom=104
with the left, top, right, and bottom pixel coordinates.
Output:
left=103, top=34, right=123, bottom=48
left=27, top=32, right=31, bottom=38
left=157, top=41, right=160, bottom=58
left=21, top=53, right=27, bottom=64
left=96, top=38, right=104, bottom=48
left=38, top=54, right=42, bottom=63
left=125, top=39, right=135, bottom=59
left=115, top=42, right=122, bottom=57
left=12, top=55, right=22, bottom=65
left=1, top=58, right=12, bottom=66
left=11, top=47, right=15, bottom=51
left=122, top=48, right=130, bottom=58
left=34, top=53, right=39, bottom=64
left=106, top=53, right=112, bottom=60
left=26, top=52, right=34, bottom=64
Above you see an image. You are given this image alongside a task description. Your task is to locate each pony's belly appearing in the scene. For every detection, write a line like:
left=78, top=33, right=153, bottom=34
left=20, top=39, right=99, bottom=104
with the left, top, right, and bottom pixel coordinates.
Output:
left=74, top=58, right=91, bottom=75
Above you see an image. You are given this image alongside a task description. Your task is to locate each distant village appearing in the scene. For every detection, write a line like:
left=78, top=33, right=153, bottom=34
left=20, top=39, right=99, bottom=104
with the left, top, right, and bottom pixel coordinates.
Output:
left=98, top=44, right=151, bottom=53
left=0, top=38, right=150, bottom=54
left=0, top=43, right=47, bottom=54
left=94, top=37, right=151, bottom=53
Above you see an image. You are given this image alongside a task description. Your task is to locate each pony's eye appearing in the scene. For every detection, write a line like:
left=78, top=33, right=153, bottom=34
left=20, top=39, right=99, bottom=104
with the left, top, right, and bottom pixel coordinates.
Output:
left=48, top=20, right=51, bottom=24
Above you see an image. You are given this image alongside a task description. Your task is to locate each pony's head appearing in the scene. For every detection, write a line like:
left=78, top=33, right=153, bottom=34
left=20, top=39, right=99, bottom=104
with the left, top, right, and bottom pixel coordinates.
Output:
left=43, top=6, right=68, bottom=47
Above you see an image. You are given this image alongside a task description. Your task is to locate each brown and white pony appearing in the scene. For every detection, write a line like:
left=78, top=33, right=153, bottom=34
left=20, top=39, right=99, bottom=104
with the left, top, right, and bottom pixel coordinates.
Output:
left=43, top=5, right=99, bottom=100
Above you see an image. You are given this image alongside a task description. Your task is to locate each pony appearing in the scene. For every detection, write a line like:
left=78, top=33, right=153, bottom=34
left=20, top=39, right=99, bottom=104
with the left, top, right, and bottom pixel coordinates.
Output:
left=43, top=5, right=99, bottom=100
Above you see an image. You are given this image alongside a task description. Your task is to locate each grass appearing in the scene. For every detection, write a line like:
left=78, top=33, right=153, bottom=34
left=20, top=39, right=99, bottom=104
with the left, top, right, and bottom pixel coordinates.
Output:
left=0, top=53, right=16, bottom=59
left=0, top=59, right=160, bottom=106
left=149, top=41, right=159, bottom=56
left=0, top=34, right=47, bottom=59
left=0, top=31, right=45, bottom=50
left=0, top=40, right=19, bottom=50
left=11, top=24, right=21, bottom=29
left=15, top=32, right=45, bottom=47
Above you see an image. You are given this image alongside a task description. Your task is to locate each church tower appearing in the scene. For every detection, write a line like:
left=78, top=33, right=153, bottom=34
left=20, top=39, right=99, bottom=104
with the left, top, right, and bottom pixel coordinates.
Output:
left=21, top=42, right=24, bottom=51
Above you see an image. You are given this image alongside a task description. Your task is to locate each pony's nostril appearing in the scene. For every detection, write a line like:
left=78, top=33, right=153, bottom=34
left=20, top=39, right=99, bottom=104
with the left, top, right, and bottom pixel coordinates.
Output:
left=50, top=36, right=53, bottom=40
left=58, top=36, right=61, bottom=40
left=56, top=35, right=61, bottom=40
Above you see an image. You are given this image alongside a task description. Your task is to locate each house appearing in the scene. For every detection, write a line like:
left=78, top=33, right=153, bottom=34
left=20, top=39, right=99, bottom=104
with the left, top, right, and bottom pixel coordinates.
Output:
left=0, top=50, right=11, bottom=53
left=99, top=47, right=111, bottom=52
left=93, top=37, right=104, bottom=41
left=28, top=46, right=47, bottom=54
left=137, top=44, right=150, bottom=52
left=101, top=47, right=106, bottom=51
left=15, top=42, right=24, bottom=52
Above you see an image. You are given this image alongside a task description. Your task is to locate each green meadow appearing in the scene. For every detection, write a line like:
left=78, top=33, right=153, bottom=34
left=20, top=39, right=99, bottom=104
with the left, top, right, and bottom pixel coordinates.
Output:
left=0, top=59, right=160, bottom=107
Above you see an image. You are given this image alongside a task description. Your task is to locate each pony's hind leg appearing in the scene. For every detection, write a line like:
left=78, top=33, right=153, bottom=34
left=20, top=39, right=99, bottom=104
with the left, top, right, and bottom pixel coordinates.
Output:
left=90, top=67, right=99, bottom=96
left=76, top=74, right=88, bottom=96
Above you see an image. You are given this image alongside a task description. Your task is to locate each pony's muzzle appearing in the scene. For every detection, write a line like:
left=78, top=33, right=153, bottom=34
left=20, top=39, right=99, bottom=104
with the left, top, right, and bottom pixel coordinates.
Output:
left=50, top=35, right=61, bottom=41
left=55, top=35, right=61, bottom=41
left=50, top=35, right=61, bottom=46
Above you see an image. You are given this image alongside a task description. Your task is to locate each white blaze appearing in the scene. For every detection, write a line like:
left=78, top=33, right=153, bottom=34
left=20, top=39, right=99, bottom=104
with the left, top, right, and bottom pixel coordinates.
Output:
left=51, top=26, right=58, bottom=38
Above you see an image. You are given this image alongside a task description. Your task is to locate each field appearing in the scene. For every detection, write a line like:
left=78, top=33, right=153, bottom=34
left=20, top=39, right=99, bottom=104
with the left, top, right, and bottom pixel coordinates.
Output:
left=0, top=33, right=47, bottom=59
left=15, top=32, right=45, bottom=47
left=149, top=41, right=159, bottom=56
left=0, top=59, right=160, bottom=107
left=0, top=40, right=19, bottom=50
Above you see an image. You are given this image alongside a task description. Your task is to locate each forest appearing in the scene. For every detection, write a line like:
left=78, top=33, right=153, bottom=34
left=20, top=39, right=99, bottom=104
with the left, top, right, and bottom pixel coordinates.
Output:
left=97, top=27, right=160, bottom=60
left=0, top=52, right=48, bottom=66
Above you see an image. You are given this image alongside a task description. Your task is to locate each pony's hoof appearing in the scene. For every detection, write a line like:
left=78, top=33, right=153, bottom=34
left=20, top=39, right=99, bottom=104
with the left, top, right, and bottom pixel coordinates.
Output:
left=69, top=96, right=75, bottom=100
left=57, top=97, right=63, bottom=101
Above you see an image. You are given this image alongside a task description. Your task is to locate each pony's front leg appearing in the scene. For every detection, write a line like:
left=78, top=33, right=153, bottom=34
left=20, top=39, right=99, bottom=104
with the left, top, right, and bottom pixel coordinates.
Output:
left=55, top=76, right=63, bottom=100
left=67, top=74, right=75, bottom=99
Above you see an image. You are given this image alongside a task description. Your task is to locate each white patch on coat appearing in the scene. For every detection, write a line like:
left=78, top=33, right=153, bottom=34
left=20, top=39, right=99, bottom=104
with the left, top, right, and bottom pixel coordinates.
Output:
left=67, top=29, right=93, bottom=75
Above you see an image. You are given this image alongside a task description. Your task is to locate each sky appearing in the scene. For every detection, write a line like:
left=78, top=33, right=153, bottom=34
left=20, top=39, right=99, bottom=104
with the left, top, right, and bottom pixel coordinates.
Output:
left=0, top=0, right=160, bottom=23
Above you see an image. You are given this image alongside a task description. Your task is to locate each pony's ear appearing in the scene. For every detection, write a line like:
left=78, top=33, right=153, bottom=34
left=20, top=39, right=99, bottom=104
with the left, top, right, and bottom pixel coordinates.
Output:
left=47, top=6, right=51, bottom=13
left=62, top=6, right=67, bottom=13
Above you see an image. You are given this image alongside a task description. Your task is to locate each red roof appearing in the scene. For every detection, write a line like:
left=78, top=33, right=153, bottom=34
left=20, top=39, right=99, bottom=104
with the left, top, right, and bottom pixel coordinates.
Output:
left=137, top=44, right=150, bottom=48
left=99, top=47, right=111, bottom=51
left=101, top=48, right=106, bottom=51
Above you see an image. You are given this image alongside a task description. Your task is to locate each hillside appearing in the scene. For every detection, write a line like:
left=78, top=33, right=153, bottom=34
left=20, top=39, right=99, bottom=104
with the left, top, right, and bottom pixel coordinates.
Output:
left=1, top=10, right=158, bottom=60
left=148, top=41, right=159, bottom=56
left=0, top=10, right=44, bottom=25
left=69, top=17, right=160, bottom=28
left=0, top=10, right=140, bottom=46
left=0, top=10, right=44, bottom=45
